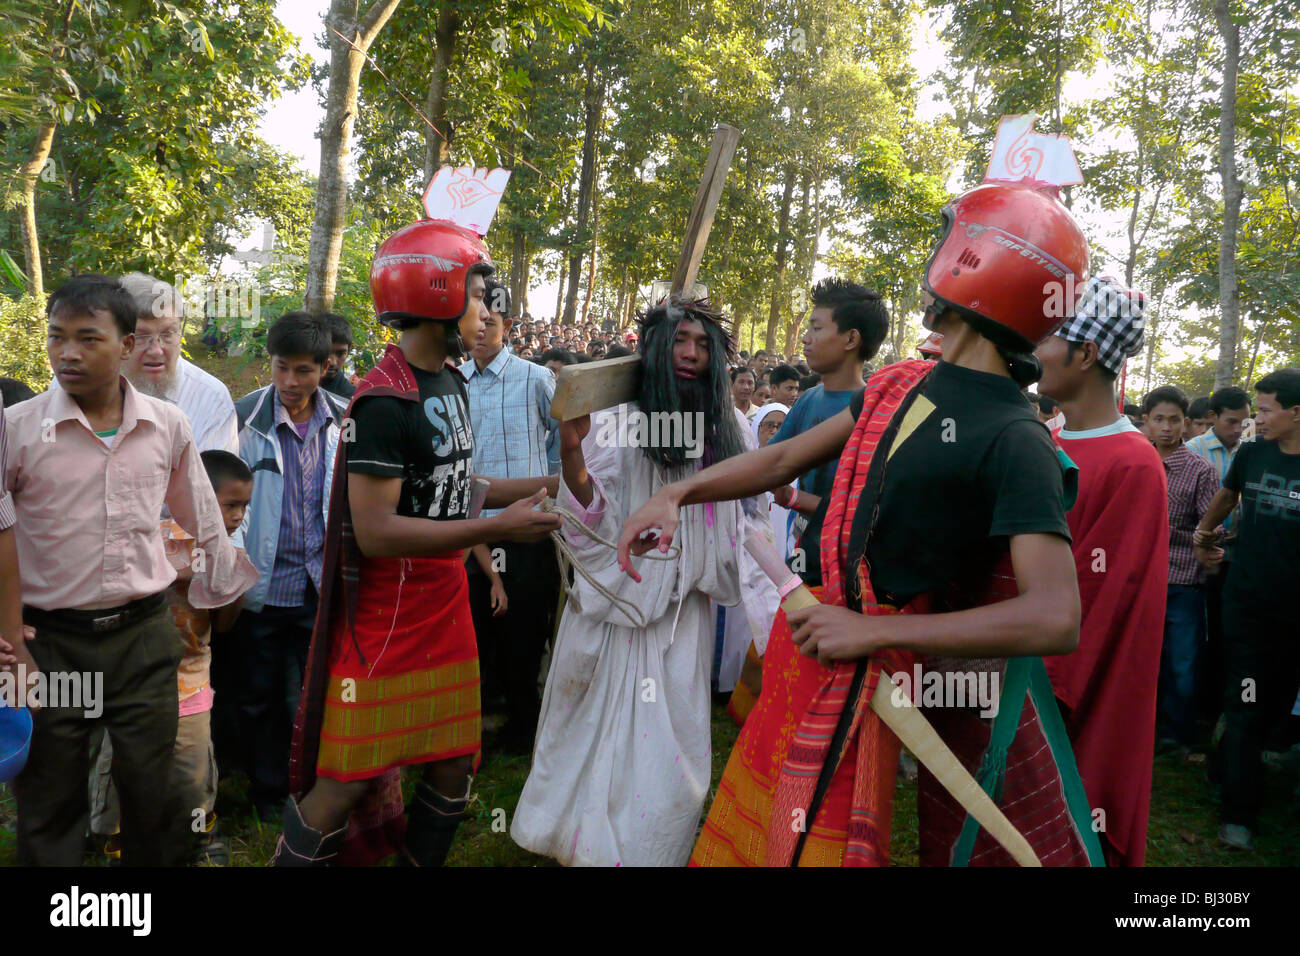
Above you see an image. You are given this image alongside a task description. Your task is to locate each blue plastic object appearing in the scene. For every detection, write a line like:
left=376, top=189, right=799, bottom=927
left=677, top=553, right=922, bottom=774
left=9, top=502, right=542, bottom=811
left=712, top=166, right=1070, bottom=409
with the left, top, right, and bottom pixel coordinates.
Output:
left=0, top=703, right=33, bottom=783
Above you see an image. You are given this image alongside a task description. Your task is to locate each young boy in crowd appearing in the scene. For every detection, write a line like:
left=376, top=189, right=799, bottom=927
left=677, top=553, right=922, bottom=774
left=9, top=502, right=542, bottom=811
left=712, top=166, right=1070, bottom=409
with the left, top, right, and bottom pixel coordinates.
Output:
left=730, top=366, right=757, bottom=418
left=1186, top=385, right=1253, bottom=727
left=161, top=450, right=254, bottom=864
left=767, top=363, right=801, bottom=406
left=767, top=278, right=886, bottom=589
left=460, top=276, right=561, bottom=752
left=1196, top=368, right=1300, bottom=850
left=1142, top=386, right=1219, bottom=754
left=1035, top=277, right=1168, bottom=867
left=1186, top=396, right=1214, bottom=441
left=5, top=275, right=255, bottom=866
left=318, top=313, right=357, bottom=400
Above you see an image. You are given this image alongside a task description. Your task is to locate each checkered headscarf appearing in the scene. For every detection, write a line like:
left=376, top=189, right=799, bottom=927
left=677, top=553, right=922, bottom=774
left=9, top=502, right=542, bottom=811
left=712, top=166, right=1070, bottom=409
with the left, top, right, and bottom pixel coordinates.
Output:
left=1055, top=275, right=1146, bottom=375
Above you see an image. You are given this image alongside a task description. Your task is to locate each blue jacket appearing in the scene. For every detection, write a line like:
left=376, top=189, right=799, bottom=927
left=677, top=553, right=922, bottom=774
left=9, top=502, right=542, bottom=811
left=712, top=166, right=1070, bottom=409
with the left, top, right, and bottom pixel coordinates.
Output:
left=234, top=385, right=348, bottom=612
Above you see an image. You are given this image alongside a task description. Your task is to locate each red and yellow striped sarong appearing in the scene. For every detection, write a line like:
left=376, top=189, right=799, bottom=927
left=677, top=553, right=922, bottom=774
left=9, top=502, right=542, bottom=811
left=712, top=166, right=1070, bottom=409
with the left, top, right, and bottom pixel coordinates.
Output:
left=317, top=555, right=480, bottom=781
left=694, top=592, right=902, bottom=865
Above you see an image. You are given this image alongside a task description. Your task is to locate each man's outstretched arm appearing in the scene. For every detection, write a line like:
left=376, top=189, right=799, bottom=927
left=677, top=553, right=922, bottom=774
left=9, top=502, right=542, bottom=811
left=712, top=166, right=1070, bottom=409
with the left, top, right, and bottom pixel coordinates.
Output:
left=616, top=406, right=856, bottom=578
left=351, top=473, right=559, bottom=558
left=786, top=531, right=1081, bottom=663
left=477, top=474, right=559, bottom=508
left=1194, top=486, right=1239, bottom=543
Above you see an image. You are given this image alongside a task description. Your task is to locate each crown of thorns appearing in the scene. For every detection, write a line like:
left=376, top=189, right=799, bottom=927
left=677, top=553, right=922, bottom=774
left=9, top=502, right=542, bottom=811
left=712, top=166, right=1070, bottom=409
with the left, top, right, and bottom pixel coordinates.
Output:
left=638, top=295, right=737, bottom=355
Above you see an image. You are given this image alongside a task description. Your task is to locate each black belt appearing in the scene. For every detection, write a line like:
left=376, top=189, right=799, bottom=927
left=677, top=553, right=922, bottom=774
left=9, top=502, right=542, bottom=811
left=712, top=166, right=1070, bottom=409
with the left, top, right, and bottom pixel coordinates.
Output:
left=23, top=591, right=167, bottom=635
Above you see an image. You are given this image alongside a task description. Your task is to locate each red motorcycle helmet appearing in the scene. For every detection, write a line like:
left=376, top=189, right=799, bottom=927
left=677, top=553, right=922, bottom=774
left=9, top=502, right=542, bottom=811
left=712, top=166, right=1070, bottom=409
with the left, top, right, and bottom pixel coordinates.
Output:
left=922, top=180, right=1089, bottom=351
left=370, top=219, right=494, bottom=328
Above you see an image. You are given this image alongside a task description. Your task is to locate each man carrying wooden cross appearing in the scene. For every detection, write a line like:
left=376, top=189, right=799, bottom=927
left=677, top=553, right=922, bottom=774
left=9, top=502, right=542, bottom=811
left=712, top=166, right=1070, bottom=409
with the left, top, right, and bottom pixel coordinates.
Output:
left=510, top=297, right=772, bottom=866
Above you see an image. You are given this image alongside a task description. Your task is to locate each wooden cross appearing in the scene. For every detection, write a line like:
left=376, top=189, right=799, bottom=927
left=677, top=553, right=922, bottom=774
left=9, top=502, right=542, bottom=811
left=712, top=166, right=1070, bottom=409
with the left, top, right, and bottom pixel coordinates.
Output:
left=549, top=123, right=741, bottom=421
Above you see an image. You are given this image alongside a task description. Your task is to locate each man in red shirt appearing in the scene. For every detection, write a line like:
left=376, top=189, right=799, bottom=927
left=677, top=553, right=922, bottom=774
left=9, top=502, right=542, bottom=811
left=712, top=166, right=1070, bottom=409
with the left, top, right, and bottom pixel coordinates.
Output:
left=1035, top=277, right=1168, bottom=867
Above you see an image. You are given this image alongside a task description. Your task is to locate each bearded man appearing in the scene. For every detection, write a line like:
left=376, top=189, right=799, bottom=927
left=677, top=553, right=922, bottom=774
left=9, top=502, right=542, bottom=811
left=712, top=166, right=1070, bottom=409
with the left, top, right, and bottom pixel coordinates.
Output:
left=510, top=299, right=767, bottom=867
left=116, top=273, right=239, bottom=451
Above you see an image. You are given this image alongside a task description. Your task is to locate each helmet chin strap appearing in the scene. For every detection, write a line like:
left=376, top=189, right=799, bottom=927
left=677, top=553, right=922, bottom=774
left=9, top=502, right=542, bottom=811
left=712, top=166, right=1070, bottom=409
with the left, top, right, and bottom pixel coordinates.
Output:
left=443, top=322, right=467, bottom=359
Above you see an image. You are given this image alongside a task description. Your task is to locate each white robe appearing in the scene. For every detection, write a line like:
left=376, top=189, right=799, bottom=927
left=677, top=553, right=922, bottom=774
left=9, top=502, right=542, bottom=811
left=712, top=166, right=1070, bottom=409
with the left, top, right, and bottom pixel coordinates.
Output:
left=511, top=404, right=765, bottom=866
left=714, top=494, right=782, bottom=693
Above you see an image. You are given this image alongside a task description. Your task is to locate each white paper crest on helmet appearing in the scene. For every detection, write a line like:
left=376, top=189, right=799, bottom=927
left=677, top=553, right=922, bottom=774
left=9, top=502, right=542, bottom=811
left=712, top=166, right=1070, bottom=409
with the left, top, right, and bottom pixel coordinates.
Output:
left=421, top=167, right=511, bottom=237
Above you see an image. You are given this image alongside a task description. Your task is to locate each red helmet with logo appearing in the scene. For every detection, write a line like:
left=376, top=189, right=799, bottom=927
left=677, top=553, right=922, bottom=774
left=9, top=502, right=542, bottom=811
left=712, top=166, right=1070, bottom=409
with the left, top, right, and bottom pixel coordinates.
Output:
left=370, top=219, right=494, bottom=328
left=922, top=180, right=1089, bottom=350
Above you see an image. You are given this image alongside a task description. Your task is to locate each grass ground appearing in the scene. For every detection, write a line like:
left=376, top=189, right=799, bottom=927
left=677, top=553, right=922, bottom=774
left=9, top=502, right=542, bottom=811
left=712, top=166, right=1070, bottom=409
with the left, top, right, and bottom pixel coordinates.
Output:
left=2, top=704, right=1296, bottom=867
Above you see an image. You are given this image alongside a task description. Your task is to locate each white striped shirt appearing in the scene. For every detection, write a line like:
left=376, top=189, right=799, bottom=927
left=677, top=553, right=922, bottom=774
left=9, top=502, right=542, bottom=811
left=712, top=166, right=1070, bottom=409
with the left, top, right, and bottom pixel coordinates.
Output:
left=459, top=347, right=558, bottom=517
left=0, top=396, right=15, bottom=530
left=1185, top=430, right=1241, bottom=536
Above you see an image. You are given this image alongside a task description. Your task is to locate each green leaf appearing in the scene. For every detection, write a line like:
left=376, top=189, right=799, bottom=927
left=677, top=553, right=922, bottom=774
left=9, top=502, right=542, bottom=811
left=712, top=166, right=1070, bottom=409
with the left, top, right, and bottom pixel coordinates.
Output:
left=0, top=250, right=29, bottom=290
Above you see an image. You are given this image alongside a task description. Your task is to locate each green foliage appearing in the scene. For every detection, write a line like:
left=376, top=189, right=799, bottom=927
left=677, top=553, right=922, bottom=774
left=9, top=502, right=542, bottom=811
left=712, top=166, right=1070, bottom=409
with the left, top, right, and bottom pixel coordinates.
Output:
left=352, top=0, right=599, bottom=216
left=935, top=0, right=1300, bottom=390
left=1, top=0, right=311, bottom=287
left=0, top=293, right=49, bottom=390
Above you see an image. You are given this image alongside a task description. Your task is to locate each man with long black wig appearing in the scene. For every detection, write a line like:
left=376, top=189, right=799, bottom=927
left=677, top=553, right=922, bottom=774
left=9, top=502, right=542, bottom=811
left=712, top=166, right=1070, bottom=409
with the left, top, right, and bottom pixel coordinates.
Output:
left=511, top=298, right=766, bottom=867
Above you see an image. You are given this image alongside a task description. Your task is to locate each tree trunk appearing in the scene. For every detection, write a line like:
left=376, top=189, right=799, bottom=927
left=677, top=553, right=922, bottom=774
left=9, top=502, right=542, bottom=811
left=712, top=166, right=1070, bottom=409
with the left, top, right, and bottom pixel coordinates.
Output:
left=783, top=171, right=820, bottom=355
left=519, top=250, right=531, bottom=315
left=1143, top=309, right=1158, bottom=394
left=17, top=120, right=56, bottom=297
left=1124, top=109, right=1145, bottom=289
left=1244, top=311, right=1269, bottom=385
left=581, top=190, right=598, bottom=324
left=765, top=166, right=797, bottom=352
left=613, top=271, right=627, bottom=335
left=304, top=0, right=403, bottom=314
left=563, top=60, right=603, bottom=325
left=423, top=3, right=460, bottom=183
left=625, top=272, right=640, bottom=327
left=1213, top=0, right=1241, bottom=389
left=510, top=228, right=527, bottom=316
left=554, top=255, right=566, bottom=322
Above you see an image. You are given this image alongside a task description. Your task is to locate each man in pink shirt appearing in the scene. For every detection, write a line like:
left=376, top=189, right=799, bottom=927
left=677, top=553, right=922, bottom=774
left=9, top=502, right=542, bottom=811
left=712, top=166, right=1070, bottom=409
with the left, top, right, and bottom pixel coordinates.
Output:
left=3, top=275, right=256, bottom=866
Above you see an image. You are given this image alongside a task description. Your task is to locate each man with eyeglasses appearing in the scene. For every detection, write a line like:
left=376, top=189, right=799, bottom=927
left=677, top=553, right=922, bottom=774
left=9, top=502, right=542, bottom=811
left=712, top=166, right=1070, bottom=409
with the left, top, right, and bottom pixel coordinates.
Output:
left=115, top=272, right=239, bottom=454
left=48, top=275, right=239, bottom=455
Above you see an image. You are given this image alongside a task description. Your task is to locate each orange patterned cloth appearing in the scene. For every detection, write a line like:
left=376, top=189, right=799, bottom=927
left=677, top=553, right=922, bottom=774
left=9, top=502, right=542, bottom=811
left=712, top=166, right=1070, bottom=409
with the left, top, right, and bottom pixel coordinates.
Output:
left=725, top=643, right=763, bottom=726
left=694, top=593, right=899, bottom=866
left=160, top=519, right=213, bottom=715
left=695, top=359, right=1094, bottom=868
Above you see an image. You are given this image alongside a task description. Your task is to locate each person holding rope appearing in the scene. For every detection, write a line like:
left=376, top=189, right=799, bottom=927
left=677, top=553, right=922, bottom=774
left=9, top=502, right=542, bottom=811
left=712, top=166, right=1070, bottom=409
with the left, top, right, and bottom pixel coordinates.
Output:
left=273, top=219, right=559, bottom=867
left=510, top=298, right=769, bottom=867
left=620, top=180, right=1103, bottom=867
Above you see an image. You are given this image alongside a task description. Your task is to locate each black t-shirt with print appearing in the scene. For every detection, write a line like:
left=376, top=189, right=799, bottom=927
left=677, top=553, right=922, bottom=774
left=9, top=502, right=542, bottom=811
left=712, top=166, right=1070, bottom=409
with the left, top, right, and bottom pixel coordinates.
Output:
left=1222, top=438, right=1300, bottom=612
left=847, top=361, right=1071, bottom=608
left=347, top=364, right=474, bottom=520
